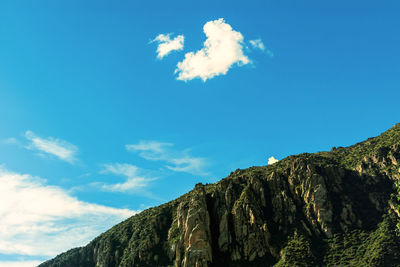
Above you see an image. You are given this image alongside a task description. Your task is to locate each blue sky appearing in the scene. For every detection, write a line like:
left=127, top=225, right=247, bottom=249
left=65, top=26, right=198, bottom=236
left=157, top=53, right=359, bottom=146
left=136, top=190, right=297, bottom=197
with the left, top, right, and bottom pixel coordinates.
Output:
left=1, top=1, right=400, bottom=265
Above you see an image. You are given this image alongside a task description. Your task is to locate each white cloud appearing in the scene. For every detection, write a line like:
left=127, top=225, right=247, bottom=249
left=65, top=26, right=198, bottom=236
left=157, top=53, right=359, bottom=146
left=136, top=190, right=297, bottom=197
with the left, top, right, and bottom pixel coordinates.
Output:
left=126, top=141, right=173, bottom=161
left=175, top=18, right=250, bottom=81
left=268, top=156, right=279, bottom=165
left=100, top=163, right=156, bottom=193
left=24, top=131, right=78, bottom=163
left=152, top=33, right=184, bottom=59
left=166, top=157, right=206, bottom=173
left=249, top=39, right=265, bottom=51
left=0, top=167, right=134, bottom=258
left=0, top=261, right=42, bottom=267
left=126, top=141, right=208, bottom=176
left=249, top=38, right=274, bottom=57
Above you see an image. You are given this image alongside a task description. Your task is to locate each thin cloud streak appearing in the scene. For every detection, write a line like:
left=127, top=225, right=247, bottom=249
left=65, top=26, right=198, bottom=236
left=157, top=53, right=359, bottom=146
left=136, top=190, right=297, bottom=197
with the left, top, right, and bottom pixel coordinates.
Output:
left=126, top=141, right=173, bottom=161
left=126, top=141, right=208, bottom=176
left=0, top=137, right=18, bottom=145
left=24, top=131, right=78, bottom=163
left=0, top=261, right=42, bottom=267
left=99, top=163, right=157, bottom=193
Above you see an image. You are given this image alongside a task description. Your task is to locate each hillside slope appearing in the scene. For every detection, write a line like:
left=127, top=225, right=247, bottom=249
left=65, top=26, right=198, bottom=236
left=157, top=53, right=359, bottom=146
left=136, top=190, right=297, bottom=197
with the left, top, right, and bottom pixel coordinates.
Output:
left=40, top=124, right=400, bottom=266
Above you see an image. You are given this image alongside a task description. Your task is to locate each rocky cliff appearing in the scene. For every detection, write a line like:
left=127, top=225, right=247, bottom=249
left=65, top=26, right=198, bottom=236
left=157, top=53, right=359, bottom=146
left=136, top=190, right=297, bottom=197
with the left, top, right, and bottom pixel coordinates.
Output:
left=39, top=123, right=400, bottom=266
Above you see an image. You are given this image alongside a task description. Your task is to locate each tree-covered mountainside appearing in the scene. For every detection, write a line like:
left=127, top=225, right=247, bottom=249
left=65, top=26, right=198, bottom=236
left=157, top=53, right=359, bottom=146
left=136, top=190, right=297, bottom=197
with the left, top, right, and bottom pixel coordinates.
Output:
left=40, top=124, right=400, bottom=267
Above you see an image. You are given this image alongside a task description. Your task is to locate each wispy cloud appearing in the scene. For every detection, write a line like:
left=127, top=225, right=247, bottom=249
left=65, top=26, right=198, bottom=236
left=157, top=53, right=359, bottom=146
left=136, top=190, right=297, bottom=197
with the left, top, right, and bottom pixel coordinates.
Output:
left=268, top=156, right=279, bottom=165
left=151, top=33, right=184, bottom=59
left=24, top=131, right=78, bottom=163
left=0, top=137, right=18, bottom=145
left=175, top=18, right=250, bottom=82
left=249, top=38, right=265, bottom=51
left=0, top=166, right=134, bottom=258
left=100, top=163, right=156, bottom=193
left=0, top=261, right=42, bottom=267
left=249, top=38, right=274, bottom=57
left=126, top=141, right=173, bottom=161
left=126, top=141, right=208, bottom=176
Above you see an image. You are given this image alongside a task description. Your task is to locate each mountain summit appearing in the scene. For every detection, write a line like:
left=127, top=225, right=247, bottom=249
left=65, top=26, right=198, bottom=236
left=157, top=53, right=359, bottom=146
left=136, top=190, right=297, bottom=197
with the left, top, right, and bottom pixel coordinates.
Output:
left=40, top=124, right=400, bottom=266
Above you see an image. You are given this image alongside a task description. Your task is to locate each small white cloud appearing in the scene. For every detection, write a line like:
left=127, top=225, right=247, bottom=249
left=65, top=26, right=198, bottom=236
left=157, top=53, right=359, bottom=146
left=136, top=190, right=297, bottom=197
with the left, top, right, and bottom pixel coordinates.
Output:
left=249, top=39, right=265, bottom=51
left=152, top=33, right=184, bottom=59
left=24, top=131, right=78, bottom=163
left=126, top=141, right=208, bottom=176
left=268, top=156, right=279, bottom=165
left=100, top=163, right=156, bottom=193
left=0, top=167, right=134, bottom=258
left=249, top=38, right=274, bottom=57
left=175, top=18, right=250, bottom=82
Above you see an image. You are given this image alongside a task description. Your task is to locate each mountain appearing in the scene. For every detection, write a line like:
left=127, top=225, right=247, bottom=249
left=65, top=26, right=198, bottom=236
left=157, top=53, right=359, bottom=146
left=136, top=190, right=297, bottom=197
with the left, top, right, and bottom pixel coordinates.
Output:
left=39, top=124, right=400, bottom=267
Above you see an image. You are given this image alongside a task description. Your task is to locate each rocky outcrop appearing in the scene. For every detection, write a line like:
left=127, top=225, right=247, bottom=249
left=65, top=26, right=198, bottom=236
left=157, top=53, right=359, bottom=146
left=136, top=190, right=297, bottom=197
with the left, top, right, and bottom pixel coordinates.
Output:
left=40, top=123, right=400, bottom=267
left=173, top=184, right=212, bottom=267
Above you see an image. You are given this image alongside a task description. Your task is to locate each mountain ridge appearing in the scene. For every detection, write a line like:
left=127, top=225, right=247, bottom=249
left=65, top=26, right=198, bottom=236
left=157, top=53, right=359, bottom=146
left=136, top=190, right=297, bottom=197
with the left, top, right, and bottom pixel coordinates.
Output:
left=40, top=123, right=400, bottom=266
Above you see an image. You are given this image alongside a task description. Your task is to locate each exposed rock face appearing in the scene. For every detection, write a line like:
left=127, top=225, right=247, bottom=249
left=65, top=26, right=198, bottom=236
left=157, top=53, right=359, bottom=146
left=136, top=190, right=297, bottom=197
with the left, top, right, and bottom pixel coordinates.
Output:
left=174, top=184, right=212, bottom=267
left=40, top=123, right=400, bottom=267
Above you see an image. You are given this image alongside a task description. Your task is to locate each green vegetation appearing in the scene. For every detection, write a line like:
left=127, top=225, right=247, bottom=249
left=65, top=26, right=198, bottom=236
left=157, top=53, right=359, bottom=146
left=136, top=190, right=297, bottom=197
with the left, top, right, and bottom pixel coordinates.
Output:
left=40, top=123, right=400, bottom=267
left=323, top=215, right=400, bottom=266
left=329, top=123, right=400, bottom=170
left=274, top=234, right=316, bottom=267
left=274, top=215, right=400, bottom=267
left=392, top=181, right=400, bottom=233
left=167, top=218, right=181, bottom=246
